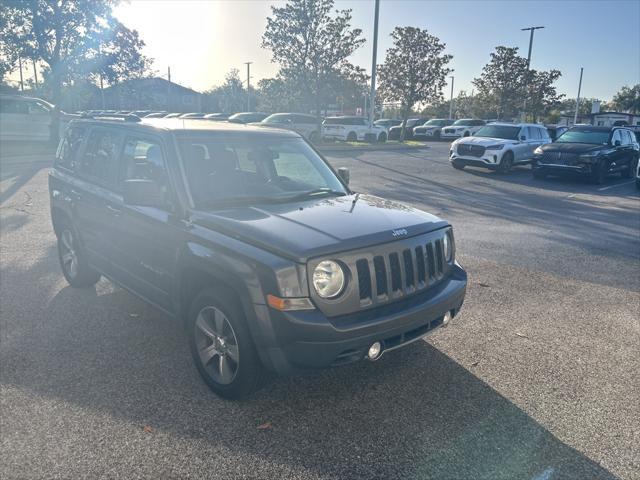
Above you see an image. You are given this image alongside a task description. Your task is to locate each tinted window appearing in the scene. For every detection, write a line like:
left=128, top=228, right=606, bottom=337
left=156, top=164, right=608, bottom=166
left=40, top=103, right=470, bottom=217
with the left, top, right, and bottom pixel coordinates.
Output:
left=78, top=128, right=123, bottom=189
left=530, top=127, right=542, bottom=140
left=556, top=129, right=610, bottom=144
left=324, top=118, right=348, bottom=125
left=424, top=119, right=446, bottom=126
left=262, top=114, right=290, bottom=124
left=0, top=99, right=28, bottom=114
left=475, top=125, right=520, bottom=140
left=55, top=126, right=86, bottom=171
left=122, top=137, right=168, bottom=184
left=27, top=101, right=50, bottom=115
left=611, top=130, right=622, bottom=144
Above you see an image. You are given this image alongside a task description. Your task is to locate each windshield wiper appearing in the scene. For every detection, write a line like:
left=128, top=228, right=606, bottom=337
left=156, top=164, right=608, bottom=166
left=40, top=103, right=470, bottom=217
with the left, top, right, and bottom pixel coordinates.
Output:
left=286, top=188, right=347, bottom=201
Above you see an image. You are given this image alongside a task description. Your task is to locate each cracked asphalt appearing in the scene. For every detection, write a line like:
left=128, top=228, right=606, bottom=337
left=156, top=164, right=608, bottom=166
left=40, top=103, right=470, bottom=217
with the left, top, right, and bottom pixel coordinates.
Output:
left=1, top=142, right=639, bottom=479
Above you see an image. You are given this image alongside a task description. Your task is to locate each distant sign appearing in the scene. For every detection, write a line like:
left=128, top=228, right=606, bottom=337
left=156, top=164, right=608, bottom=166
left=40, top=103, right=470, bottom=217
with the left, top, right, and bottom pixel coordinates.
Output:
left=591, top=101, right=600, bottom=114
left=356, top=107, right=363, bottom=116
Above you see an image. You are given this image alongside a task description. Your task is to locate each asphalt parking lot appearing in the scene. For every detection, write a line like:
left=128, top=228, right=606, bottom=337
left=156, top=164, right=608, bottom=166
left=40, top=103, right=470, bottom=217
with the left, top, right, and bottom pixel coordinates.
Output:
left=1, top=141, right=639, bottom=479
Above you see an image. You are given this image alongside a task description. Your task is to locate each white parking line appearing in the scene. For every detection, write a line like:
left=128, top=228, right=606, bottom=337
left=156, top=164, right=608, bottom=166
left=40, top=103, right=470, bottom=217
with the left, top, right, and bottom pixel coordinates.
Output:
left=597, top=180, right=635, bottom=191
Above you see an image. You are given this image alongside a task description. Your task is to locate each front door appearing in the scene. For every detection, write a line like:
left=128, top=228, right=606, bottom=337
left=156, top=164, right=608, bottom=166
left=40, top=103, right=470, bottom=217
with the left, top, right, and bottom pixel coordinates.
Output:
left=111, top=135, right=179, bottom=313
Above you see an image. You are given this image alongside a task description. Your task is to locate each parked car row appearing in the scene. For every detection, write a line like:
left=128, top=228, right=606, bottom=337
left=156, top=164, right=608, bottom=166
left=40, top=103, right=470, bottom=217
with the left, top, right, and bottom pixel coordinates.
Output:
left=449, top=123, right=640, bottom=184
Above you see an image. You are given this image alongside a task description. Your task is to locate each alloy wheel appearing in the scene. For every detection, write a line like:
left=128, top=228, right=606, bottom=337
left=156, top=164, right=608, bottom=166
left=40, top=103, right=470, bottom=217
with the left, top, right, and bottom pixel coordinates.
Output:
left=194, top=306, right=240, bottom=385
left=60, top=229, right=78, bottom=279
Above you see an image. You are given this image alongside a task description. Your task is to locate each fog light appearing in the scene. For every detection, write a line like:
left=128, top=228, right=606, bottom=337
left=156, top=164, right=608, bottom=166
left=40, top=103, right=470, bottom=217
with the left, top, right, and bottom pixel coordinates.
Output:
left=367, top=342, right=382, bottom=360
left=443, top=311, right=453, bottom=325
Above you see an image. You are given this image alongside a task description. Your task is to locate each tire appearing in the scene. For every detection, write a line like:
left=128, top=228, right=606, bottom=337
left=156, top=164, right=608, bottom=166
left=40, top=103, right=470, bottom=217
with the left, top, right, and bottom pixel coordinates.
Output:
left=434, top=130, right=441, bottom=140
left=451, top=160, right=465, bottom=170
left=498, top=151, right=514, bottom=173
left=56, top=219, right=101, bottom=288
left=463, top=131, right=470, bottom=137
left=624, top=156, right=638, bottom=179
left=378, top=132, right=387, bottom=143
left=593, top=160, right=609, bottom=184
left=188, top=287, right=262, bottom=400
left=346, top=131, right=357, bottom=142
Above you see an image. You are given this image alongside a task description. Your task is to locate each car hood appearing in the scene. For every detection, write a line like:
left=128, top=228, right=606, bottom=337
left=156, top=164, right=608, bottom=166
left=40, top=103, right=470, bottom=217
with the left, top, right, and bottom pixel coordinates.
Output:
left=540, top=142, right=605, bottom=153
left=456, top=136, right=516, bottom=146
left=191, top=194, right=448, bottom=262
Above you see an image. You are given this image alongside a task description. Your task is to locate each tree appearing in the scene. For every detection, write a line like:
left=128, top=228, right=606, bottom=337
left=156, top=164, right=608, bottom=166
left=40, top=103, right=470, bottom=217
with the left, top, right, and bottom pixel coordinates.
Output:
left=262, top=0, right=365, bottom=126
left=612, top=84, right=640, bottom=114
left=257, top=76, right=304, bottom=113
left=377, top=26, right=452, bottom=140
left=204, top=69, right=250, bottom=113
left=2, top=0, right=150, bottom=139
left=472, top=46, right=528, bottom=121
left=525, top=69, right=563, bottom=121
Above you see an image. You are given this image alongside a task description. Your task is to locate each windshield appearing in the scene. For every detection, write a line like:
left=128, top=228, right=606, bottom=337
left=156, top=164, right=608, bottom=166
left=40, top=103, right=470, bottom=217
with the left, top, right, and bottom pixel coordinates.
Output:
left=261, top=114, right=289, bottom=124
left=555, top=129, right=610, bottom=144
left=475, top=125, right=520, bottom=140
left=425, top=119, right=446, bottom=126
left=406, top=119, right=423, bottom=127
left=178, top=135, right=347, bottom=207
left=452, top=119, right=472, bottom=126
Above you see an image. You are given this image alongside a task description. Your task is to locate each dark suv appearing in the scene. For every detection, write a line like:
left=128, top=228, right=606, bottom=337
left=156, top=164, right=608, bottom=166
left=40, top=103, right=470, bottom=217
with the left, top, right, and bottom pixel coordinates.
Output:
left=532, top=125, right=639, bottom=183
left=49, top=116, right=467, bottom=399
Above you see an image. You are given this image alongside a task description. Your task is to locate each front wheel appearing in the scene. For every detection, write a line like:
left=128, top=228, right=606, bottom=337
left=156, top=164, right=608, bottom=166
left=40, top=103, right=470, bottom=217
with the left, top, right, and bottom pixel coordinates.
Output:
left=451, top=160, right=465, bottom=170
left=189, top=287, right=262, bottom=399
left=57, top=221, right=100, bottom=287
left=624, top=157, right=638, bottom=179
left=593, top=160, right=609, bottom=184
left=346, top=131, right=357, bottom=142
left=498, top=152, right=514, bottom=173
left=378, top=132, right=387, bottom=143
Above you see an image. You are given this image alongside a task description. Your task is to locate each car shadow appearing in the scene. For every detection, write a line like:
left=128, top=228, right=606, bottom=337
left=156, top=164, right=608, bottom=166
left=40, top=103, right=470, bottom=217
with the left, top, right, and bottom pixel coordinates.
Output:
left=0, top=263, right=621, bottom=479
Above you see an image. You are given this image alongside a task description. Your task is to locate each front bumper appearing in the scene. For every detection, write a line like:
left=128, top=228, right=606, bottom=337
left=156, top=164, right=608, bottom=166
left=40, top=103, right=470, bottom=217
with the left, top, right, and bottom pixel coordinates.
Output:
left=533, top=157, right=594, bottom=176
left=450, top=152, right=502, bottom=169
left=253, top=264, right=467, bottom=374
left=414, top=129, right=439, bottom=139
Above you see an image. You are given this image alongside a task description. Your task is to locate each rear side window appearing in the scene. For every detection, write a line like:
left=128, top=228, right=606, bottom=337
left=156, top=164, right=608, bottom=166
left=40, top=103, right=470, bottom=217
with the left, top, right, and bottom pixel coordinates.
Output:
left=530, top=127, right=542, bottom=140
left=78, top=128, right=123, bottom=190
left=55, top=126, right=86, bottom=171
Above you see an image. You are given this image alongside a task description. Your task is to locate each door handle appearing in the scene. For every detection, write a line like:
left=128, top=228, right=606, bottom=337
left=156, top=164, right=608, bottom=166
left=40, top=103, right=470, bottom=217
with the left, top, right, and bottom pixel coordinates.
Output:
left=106, top=205, right=122, bottom=217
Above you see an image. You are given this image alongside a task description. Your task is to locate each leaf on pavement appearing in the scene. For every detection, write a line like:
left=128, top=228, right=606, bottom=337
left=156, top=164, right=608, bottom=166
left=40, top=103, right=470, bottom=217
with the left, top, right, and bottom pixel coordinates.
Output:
left=515, top=332, right=528, bottom=339
left=257, top=421, right=272, bottom=430
left=478, top=283, right=491, bottom=288
left=129, top=313, right=140, bottom=318
left=142, top=425, right=155, bottom=433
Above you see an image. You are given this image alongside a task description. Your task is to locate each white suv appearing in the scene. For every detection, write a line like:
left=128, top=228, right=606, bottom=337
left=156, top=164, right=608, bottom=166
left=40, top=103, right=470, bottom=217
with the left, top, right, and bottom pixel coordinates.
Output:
left=322, top=116, right=388, bottom=143
left=441, top=119, right=486, bottom=139
left=449, top=123, right=551, bottom=172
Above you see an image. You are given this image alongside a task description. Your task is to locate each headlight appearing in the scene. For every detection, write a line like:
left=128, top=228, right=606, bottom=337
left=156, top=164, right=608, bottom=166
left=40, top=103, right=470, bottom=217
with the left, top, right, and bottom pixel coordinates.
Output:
left=486, top=144, right=505, bottom=150
left=442, top=229, right=454, bottom=262
left=312, top=260, right=345, bottom=298
left=579, top=151, right=599, bottom=158
left=534, top=146, right=543, bottom=155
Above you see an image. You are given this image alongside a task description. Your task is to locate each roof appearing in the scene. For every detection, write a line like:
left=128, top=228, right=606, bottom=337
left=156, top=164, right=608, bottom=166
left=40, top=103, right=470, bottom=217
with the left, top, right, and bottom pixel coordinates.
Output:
left=484, top=122, right=546, bottom=127
left=571, top=125, right=629, bottom=131
left=73, top=117, right=300, bottom=138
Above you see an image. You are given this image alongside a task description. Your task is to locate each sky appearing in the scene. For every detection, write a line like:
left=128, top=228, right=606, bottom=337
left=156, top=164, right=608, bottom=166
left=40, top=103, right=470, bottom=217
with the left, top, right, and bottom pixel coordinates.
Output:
left=48, top=0, right=640, bottom=101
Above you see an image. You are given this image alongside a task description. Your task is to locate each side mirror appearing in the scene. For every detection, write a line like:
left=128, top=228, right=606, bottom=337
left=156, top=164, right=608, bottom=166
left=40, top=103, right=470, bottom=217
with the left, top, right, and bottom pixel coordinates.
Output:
left=520, top=135, right=527, bottom=141
left=123, top=179, right=165, bottom=207
left=337, top=167, right=350, bottom=186
left=614, top=140, right=621, bottom=146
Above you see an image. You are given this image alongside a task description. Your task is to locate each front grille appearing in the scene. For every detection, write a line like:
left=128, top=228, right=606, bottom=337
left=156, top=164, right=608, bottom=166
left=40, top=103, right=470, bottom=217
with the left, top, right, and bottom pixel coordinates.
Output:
left=457, top=143, right=485, bottom=157
left=540, top=151, right=580, bottom=165
left=355, top=236, right=447, bottom=304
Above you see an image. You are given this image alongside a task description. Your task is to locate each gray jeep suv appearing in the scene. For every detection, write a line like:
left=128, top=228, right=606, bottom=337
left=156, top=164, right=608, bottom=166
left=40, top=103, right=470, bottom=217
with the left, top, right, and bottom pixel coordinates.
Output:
left=49, top=115, right=467, bottom=399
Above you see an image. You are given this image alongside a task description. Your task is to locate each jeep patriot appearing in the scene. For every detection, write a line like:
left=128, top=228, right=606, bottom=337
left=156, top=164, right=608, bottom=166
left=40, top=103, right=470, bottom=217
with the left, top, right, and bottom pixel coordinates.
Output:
left=49, top=115, right=467, bottom=399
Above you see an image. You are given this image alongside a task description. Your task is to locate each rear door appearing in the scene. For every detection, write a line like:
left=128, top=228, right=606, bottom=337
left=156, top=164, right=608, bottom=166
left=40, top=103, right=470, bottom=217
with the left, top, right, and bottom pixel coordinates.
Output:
left=112, top=134, right=179, bottom=312
left=73, top=127, right=125, bottom=276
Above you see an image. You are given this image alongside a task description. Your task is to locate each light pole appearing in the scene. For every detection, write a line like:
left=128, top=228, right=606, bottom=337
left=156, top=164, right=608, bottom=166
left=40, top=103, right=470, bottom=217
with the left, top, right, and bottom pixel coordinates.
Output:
left=448, top=76, right=454, bottom=120
left=368, top=0, right=380, bottom=127
left=574, top=67, right=584, bottom=126
left=244, top=62, right=252, bottom=111
left=521, top=26, right=544, bottom=121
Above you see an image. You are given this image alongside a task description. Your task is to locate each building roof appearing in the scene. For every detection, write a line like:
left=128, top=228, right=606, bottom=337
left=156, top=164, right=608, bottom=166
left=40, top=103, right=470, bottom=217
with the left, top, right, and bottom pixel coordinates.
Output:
left=104, top=77, right=201, bottom=96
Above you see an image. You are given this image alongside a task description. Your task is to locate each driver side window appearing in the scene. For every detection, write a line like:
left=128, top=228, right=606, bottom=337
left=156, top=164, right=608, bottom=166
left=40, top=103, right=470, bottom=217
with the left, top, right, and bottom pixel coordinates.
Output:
left=121, top=137, right=170, bottom=195
left=611, top=130, right=622, bottom=145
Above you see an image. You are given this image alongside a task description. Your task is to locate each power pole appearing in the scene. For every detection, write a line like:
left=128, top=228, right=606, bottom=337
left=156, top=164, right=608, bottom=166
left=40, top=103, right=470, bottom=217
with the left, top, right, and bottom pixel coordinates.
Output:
left=574, top=67, right=584, bottom=126
left=18, top=56, right=24, bottom=92
left=521, top=26, right=544, bottom=121
left=100, top=75, right=105, bottom=110
left=368, top=0, right=380, bottom=127
left=448, top=76, right=454, bottom=119
left=244, top=62, right=252, bottom=111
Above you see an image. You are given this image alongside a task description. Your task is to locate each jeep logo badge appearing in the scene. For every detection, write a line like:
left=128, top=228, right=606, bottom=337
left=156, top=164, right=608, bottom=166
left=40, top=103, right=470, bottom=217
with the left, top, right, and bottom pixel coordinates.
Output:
left=392, top=228, right=408, bottom=237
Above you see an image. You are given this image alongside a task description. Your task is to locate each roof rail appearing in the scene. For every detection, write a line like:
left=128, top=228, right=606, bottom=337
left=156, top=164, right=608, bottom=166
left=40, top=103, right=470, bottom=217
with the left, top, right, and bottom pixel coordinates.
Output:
left=80, top=112, right=141, bottom=122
